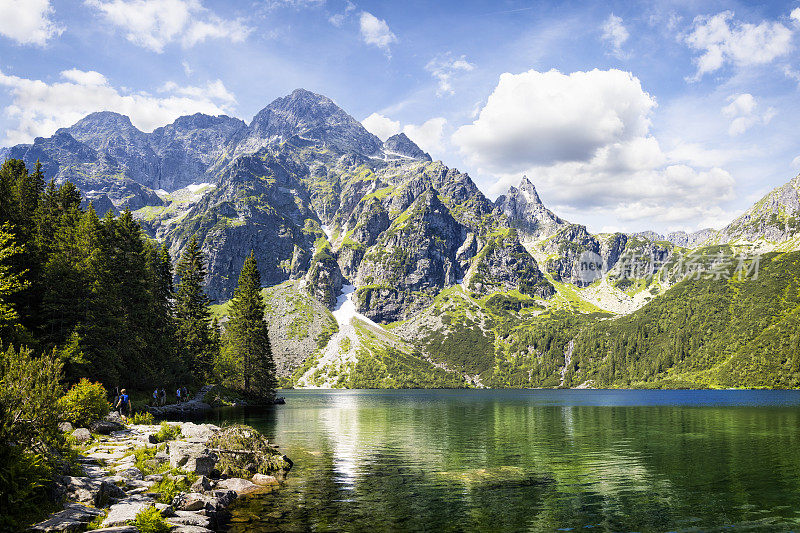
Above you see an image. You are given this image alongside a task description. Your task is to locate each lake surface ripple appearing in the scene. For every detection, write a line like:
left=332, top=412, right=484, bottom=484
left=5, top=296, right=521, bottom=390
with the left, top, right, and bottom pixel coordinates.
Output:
left=204, top=389, right=800, bottom=532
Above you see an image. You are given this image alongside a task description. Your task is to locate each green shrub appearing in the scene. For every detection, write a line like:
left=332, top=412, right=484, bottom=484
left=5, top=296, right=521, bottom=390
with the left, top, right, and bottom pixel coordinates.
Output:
left=130, top=506, right=170, bottom=533
left=130, top=411, right=154, bottom=425
left=207, top=424, right=290, bottom=477
left=86, top=510, right=108, bottom=530
left=133, top=446, right=158, bottom=476
left=152, top=422, right=181, bottom=443
left=150, top=474, right=194, bottom=503
left=0, top=346, right=65, bottom=529
left=58, top=378, right=110, bottom=427
left=0, top=450, right=53, bottom=527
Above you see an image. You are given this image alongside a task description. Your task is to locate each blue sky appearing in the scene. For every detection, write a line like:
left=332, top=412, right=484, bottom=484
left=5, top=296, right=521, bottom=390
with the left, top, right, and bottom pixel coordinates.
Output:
left=1, top=0, right=799, bottom=233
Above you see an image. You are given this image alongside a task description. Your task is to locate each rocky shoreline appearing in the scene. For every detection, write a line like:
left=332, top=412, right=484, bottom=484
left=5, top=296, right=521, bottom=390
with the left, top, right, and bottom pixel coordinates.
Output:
left=30, top=418, right=291, bottom=533
left=144, top=386, right=286, bottom=418
left=145, top=385, right=214, bottom=418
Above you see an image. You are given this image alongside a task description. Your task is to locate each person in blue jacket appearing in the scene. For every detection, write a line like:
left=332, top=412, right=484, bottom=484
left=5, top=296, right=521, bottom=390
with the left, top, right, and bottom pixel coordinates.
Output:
left=114, top=388, right=131, bottom=419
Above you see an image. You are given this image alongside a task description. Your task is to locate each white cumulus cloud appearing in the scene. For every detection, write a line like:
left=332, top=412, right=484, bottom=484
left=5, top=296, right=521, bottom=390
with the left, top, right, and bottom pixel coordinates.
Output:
left=85, top=0, right=252, bottom=53
left=452, top=68, right=736, bottom=227
left=721, top=93, right=775, bottom=136
left=403, top=117, right=447, bottom=155
left=362, top=113, right=446, bottom=157
left=601, top=14, right=629, bottom=58
left=362, top=112, right=400, bottom=141
left=425, top=53, right=475, bottom=95
left=0, top=68, right=237, bottom=145
left=359, top=11, right=396, bottom=52
left=0, top=0, right=63, bottom=46
left=685, top=11, right=793, bottom=81
left=453, top=68, right=656, bottom=170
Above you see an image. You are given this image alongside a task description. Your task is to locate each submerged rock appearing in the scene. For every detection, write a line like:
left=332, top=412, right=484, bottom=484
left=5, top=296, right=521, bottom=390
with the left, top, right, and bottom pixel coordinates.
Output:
left=252, top=473, right=279, bottom=485
left=216, top=477, right=260, bottom=495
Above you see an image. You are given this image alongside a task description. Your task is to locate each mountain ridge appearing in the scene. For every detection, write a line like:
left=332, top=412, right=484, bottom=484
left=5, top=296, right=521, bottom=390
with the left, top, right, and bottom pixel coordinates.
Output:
left=4, top=88, right=800, bottom=388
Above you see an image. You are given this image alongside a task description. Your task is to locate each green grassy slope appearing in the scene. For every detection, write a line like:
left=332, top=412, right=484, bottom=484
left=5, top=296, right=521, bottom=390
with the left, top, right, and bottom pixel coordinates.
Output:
left=566, top=251, right=800, bottom=388
left=216, top=252, right=800, bottom=389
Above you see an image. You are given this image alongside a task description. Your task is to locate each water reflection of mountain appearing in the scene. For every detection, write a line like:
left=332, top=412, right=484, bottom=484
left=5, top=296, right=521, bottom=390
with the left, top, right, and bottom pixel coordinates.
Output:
left=222, top=390, right=800, bottom=532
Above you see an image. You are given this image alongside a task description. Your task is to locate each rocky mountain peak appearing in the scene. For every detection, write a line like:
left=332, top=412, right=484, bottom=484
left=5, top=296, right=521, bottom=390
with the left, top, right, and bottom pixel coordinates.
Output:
left=383, top=133, right=431, bottom=161
left=494, top=176, right=565, bottom=241
left=518, top=175, right=542, bottom=205
left=60, top=111, right=141, bottom=143
left=716, top=173, right=800, bottom=244
left=244, top=88, right=383, bottom=156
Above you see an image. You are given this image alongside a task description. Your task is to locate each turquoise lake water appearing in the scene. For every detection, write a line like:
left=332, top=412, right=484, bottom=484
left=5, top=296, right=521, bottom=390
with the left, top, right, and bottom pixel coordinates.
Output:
left=204, top=389, right=800, bottom=532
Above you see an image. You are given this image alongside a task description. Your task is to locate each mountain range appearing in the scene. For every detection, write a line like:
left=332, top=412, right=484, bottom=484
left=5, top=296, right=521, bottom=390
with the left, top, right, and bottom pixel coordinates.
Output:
left=3, top=88, right=800, bottom=389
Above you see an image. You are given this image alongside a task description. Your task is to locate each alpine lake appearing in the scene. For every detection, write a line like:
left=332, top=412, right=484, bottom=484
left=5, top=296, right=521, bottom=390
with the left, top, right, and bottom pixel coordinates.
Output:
left=202, top=389, right=800, bottom=532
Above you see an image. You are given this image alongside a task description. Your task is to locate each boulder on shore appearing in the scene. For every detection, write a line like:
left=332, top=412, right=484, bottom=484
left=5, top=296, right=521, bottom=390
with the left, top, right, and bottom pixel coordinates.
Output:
left=90, top=414, right=125, bottom=435
left=71, top=428, right=90, bottom=443
left=252, top=473, right=279, bottom=485
left=169, top=441, right=217, bottom=475
left=215, top=477, right=260, bottom=495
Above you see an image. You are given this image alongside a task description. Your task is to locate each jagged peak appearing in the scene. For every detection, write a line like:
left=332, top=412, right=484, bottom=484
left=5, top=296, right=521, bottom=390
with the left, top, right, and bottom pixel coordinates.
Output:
left=518, top=175, right=542, bottom=205
left=251, top=88, right=343, bottom=126
left=387, top=132, right=412, bottom=143
left=383, top=132, right=431, bottom=161
left=288, top=87, right=330, bottom=101
left=245, top=88, right=383, bottom=156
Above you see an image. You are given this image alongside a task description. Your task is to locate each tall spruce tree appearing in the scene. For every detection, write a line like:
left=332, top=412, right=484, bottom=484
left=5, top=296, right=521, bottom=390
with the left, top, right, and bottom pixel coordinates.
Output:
left=0, top=158, right=190, bottom=388
left=226, top=251, right=276, bottom=399
left=0, top=224, right=28, bottom=339
left=175, top=235, right=213, bottom=380
left=144, top=243, right=180, bottom=382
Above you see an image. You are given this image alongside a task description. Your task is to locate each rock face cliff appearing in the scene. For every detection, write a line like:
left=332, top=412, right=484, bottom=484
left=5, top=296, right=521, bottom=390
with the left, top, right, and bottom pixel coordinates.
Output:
left=713, top=174, right=800, bottom=245
left=7, top=88, right=800, bottom=386
left=7, top=88, right=800, bottom=321
left=495, top=176, right=567, bottom=242
left=383, top=133, right=431, bottom=161
left=4, top=89, right=552, bottom=313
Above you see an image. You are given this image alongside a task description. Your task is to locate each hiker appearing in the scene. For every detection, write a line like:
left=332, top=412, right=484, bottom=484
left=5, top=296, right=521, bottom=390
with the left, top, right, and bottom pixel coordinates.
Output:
left=152, top=388, right=159, bottom=406
left=114, top=388, right=131, bottom=419
left=160, top=388, right=166, bottom=406
left=182, top=386, right=189, bottom=401
left=176, top=387, right=182, bottom=403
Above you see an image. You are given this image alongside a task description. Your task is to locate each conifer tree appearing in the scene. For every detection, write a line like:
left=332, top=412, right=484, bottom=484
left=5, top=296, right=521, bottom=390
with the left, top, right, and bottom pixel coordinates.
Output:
left=0, top=159, right=44, bottom=328
left=0, top=223, right=28, bottom=339
left=175, top=235, right=213, bottom=380
left=226, top=251, right=276, bottom=399
left=144, top=243, right=179, bottom=381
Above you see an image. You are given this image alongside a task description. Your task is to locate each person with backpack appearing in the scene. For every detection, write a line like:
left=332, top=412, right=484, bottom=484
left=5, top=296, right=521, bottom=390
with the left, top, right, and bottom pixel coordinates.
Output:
left=152, top=388, right=159, bottom=406
left=114, top=388, right=131, bottom=419
left=176, top=387, right=182, bottom=403
left=160, top=388, right=166, bottom=406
